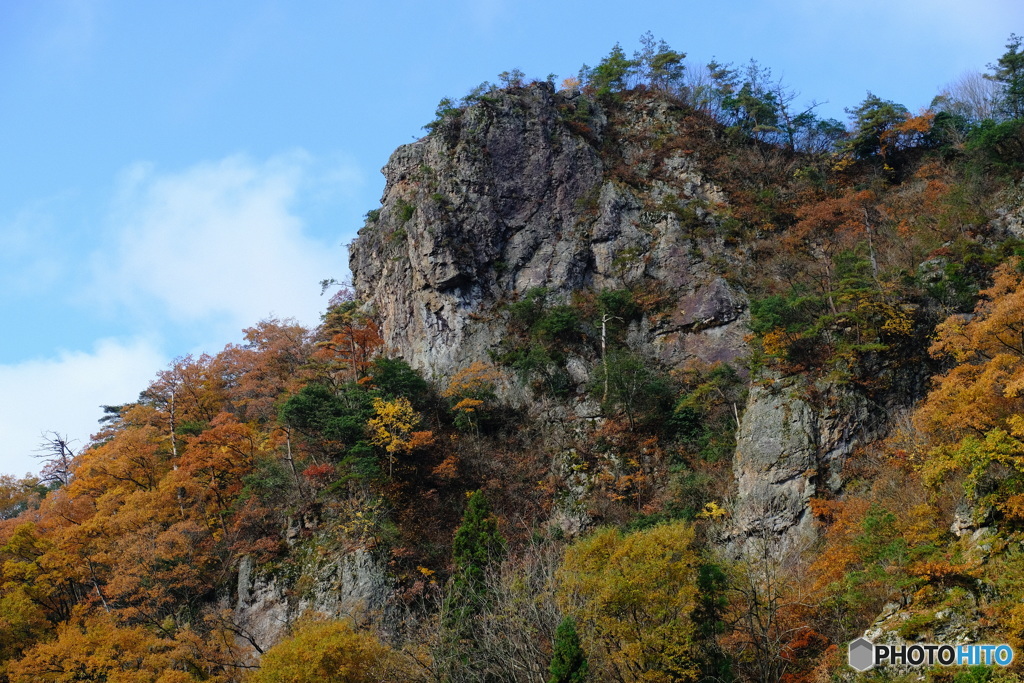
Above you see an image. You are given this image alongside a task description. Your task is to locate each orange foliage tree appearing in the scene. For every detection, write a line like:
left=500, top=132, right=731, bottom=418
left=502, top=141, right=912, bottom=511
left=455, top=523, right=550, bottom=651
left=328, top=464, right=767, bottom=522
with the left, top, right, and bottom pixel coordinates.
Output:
left=6, top=610, right=233, bottom=682
left=313, top=304, right=384, bottom=385
left=914, top=259, right=1024, bottom=502
left=216, top=319, right=313, bottom=422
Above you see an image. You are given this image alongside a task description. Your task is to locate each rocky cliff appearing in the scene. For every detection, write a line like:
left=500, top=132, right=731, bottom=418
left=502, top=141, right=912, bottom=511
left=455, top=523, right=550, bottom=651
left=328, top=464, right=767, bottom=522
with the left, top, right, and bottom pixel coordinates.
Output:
left=349, top=82, right=913, bottom=549
left=9, top=57, right=1019, bottom=681
left=350, top=82, right=749, bottom=384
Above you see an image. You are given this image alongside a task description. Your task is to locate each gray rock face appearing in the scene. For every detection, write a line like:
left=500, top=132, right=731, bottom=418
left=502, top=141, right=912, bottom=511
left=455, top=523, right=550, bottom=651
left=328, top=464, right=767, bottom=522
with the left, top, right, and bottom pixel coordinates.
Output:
left=861, top=593, right=984, bottom=679
left=731, top=381, right=817, bottom=547
left=234, top=547, right=390, bottom=656
left=731, top=376, right=885, bottom=551
left=349, top=83, right=749, bottom=384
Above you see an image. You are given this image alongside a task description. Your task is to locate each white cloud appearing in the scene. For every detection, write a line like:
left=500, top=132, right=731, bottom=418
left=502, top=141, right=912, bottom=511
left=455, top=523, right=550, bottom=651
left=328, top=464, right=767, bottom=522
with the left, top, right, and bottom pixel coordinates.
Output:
left=0, top=151, right=360, bottom=477
left=0, top=338, right=165, bottom=478
left=0, top=152, right=361, bottom=477
left=90, top=152, right=346, bottom=336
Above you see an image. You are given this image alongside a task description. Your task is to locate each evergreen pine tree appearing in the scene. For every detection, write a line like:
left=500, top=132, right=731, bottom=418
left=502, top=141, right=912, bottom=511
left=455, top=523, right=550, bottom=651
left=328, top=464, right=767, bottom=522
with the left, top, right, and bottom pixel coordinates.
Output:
left=842, top=93, right=910, bottom=163
left=452, top=490, right=505, bottom=590
left=442, top=490, right=505, bottom=636
left=548, top=617, right=588, bottom=683
left=987, top=33, right=1024, bottom=120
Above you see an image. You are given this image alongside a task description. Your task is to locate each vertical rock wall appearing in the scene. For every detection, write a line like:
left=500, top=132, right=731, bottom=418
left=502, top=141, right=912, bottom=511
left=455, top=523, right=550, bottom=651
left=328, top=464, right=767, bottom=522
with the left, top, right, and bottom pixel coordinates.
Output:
left=233, top=547, right=390, bottom=655
left=730, top=376, right=886, bottom=551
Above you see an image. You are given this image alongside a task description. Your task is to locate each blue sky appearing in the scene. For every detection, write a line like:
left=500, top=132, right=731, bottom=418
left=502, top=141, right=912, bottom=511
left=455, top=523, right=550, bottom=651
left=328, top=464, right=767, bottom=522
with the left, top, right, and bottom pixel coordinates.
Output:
left=1, top=0, right=1020, bottom=477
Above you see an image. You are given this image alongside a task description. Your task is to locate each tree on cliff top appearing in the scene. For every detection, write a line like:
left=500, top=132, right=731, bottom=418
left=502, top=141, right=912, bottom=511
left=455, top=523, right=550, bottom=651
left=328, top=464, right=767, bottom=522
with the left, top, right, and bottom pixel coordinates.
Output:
left=987, top=33, right=1024, bottom=120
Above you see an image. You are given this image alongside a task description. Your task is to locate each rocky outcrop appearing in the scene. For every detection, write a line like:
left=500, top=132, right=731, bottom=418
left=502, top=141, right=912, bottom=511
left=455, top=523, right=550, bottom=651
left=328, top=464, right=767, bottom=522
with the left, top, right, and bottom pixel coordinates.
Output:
left=730, top=376, right=887, bottom=551
left=349, top=82, right=750, bottom=385
left=234, top=546, right=390, bottom=655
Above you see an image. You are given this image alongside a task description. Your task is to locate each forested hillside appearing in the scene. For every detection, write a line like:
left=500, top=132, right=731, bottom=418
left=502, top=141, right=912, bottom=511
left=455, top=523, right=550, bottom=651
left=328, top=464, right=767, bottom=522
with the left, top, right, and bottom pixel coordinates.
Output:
left=3, top=34, right=1024, bottom=682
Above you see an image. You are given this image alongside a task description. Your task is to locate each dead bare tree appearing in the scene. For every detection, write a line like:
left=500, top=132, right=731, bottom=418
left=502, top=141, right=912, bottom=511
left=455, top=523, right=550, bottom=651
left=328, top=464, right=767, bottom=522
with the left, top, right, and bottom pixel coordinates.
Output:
left=35, top=431, right=78, bottom=488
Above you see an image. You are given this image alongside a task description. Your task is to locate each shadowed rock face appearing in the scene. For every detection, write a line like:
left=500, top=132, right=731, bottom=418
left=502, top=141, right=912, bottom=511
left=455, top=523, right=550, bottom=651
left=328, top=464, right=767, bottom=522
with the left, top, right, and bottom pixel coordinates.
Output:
left=349, top=82, right=750, bottom=384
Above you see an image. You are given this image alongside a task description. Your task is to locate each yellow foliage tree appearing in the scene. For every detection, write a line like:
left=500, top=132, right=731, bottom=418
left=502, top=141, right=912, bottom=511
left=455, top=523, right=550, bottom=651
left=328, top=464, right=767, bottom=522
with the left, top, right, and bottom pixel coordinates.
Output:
left=367, top=397, right=434, bottom=477
left=556, top=521, right=699, bottom=682
left=0, top=585, right=49, bottom=666
left=248, top=618, right=417, bottom=683
left=442, top=362, right=503, bottom=433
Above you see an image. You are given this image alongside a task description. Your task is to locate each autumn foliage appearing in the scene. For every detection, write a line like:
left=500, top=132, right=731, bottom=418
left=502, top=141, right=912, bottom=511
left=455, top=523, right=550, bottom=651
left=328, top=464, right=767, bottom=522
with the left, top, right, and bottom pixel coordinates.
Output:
left=6, top=33, right=1024, bottom=683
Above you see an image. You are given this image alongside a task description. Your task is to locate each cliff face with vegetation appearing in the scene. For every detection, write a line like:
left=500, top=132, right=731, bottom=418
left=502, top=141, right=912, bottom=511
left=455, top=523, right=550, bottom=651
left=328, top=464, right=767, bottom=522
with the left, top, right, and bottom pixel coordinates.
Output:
left=4, top=36, right=1024, bottom=683
left=350, top=82, right=749, bottom=384
left=348, top=82, right=909, bottom=552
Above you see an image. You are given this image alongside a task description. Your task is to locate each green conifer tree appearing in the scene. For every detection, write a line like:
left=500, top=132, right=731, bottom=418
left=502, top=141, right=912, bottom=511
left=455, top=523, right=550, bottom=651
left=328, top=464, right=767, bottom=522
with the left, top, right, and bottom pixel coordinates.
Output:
left=987, top=33, right=1024, bottom=120
left=548, top=616, right=588, bottom=683
left=842, top=93, right=910, bottom=163
left=443, top=491, right=506, bottom=634
left=580, top=43, right=640, bottom=96
left=452, top=490, right=505, bottom=592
